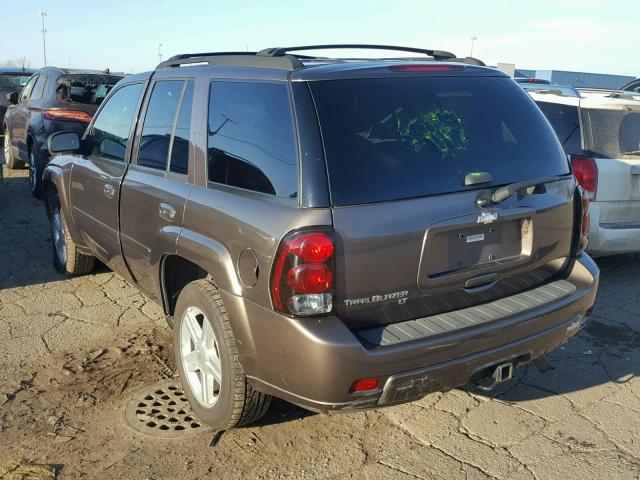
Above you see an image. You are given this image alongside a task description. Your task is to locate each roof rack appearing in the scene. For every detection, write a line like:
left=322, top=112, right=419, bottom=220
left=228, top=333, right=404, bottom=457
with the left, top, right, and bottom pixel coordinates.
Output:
left=156, top=52, right=304, bottom=71
left=257, top=44, right=456, bottom=61
left=155, top=44, right=485, bottom=71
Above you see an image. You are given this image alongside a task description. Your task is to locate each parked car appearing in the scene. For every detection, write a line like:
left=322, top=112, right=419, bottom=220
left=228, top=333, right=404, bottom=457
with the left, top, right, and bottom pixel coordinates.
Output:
left=3, top=67, right=123, bottom=197
left=519, top=83, right=581, bottom=98
left=621, top=78, right=640, bottom=93
left=514, top=77, right=551, bottom=85
left=42, top=45, right=598, bottom=430
left=0, top=67, right=36, bottom=140
left=530, top=90, right=640, bottom=256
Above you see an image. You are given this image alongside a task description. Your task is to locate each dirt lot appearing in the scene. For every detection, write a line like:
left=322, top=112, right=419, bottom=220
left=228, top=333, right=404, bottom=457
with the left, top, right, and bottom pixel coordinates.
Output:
left=2, top=164, right=640, bottom=480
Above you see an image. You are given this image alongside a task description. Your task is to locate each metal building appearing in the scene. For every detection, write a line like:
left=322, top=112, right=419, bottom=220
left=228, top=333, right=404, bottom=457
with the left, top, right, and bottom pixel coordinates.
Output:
left=514, top=68, right=634, bottom=89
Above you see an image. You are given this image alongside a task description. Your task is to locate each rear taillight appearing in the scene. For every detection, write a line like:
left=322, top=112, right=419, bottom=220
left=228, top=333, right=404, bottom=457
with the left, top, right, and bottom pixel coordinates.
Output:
left=571, top=155, right=598, bottom=200
left=271, top=230, right=335, bottom=316
left=577, top=186, right=590, bottom=254
left=44, top=109, right=93, bottom=123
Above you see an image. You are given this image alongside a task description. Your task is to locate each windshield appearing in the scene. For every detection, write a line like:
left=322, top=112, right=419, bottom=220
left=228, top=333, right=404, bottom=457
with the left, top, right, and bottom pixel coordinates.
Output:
left=310, top=76, right=570, bottom=206
left=0, top=74, right=33, bottom=89
left=582, top=107, right=640, bottom=158
left=55, top=74, right=122, bottom=105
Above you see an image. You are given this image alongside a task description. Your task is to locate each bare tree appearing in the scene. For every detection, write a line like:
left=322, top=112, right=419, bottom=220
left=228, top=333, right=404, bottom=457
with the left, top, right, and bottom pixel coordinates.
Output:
left=14, top=56, right=31, bottom=68
left=1, top=59, right=17, bottom=67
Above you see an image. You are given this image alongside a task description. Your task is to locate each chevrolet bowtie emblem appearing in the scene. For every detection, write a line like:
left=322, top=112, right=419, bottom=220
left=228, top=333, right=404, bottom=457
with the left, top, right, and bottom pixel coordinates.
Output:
left=477, top=211, right=498, bottom=224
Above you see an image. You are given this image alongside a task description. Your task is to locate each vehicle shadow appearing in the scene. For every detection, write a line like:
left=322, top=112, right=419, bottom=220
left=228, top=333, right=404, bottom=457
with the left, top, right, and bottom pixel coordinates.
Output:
left=472, top=253, right=640, bottom=402
left=0, top=169, right=112, bottom=290
left=252, top=398, right=316, bottom=427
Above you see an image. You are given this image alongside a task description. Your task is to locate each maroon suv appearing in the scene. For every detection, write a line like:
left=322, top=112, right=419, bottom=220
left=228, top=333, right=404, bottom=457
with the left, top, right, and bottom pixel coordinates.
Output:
left=3, top=67, right=122, bottom=197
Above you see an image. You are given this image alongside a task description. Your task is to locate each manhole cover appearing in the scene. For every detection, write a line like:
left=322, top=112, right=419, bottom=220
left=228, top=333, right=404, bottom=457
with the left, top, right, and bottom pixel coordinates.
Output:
left=124, top=381, right=209, bottom=438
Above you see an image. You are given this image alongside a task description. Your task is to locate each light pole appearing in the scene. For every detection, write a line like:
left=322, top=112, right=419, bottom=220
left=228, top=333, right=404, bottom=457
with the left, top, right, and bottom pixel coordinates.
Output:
left=40, top=11, right=48, bottom=66
left=470, top=36, right=478, bottom=58
left=158, top=43, right=163, bottom=64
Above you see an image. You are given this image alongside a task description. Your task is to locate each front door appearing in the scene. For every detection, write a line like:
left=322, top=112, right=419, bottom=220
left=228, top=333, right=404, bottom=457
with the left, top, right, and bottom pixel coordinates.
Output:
left=69, top=81, right=146, bottom=276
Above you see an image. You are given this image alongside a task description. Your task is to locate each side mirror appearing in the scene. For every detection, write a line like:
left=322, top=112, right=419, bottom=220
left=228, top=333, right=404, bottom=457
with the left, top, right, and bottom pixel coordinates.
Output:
left=5, top=91, right=18, bottom=105
left=48, top=131, right=81, bottom=155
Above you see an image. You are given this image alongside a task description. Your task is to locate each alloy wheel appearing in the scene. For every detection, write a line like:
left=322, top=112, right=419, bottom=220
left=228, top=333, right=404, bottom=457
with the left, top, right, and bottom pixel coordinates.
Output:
left=180, top=306, right=222, bottom=408
left=51, top=209, right=67, bottom=266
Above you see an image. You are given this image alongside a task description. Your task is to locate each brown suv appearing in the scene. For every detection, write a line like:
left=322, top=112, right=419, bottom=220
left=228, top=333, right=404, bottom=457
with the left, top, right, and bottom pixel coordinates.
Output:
left=42, top=45, right=599, bottom=430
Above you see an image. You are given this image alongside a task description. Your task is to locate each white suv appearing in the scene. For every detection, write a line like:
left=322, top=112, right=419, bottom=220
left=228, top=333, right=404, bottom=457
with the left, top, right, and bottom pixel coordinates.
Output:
left=530, top=91, right=640, bottom=256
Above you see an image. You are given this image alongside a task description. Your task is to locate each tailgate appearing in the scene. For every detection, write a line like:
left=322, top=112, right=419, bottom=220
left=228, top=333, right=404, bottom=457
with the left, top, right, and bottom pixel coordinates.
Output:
left=333, top=179, right=576, bottom=330
left=594, top=157, right=640, bottom=204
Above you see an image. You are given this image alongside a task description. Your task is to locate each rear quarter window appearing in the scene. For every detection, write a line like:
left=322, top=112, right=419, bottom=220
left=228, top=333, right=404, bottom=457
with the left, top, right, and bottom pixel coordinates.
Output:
left=536, top=101, right=583, bottom=155
left=207, top=81, right=298, bottom=198
left=582, top=107, right=640, bottom=159
left=310, top=76, right=570, bottom=206
left=55, top=74, right=122, bottom=106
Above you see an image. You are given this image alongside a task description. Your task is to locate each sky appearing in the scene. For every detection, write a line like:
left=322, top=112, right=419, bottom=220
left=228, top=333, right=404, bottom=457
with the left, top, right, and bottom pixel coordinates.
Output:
left=2, top=0, right=639, bottom=77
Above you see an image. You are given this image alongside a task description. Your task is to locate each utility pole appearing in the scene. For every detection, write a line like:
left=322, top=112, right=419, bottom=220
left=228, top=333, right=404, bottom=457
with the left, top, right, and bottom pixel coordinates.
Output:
left=470, top=36, right=478, bottom=58
left=158, top=43, right=163, bottom=64
left=40, top=11, right=48, bottom=66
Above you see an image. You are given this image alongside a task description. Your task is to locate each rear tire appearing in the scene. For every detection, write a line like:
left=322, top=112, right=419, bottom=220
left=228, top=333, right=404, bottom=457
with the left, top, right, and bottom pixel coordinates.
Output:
left=4, top=130, right=24, bottom=170
left=29, top=147, right=45, bottom=198
left=48, top=192, right=95, bottom=276
left=173, top=279, right=271, bottom=430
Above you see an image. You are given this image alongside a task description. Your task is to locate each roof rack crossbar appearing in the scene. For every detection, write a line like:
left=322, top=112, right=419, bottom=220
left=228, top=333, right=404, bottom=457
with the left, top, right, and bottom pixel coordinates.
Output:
left=156, top=52, right=304, bottom=71
left=258, top=44, right=456, bottom=60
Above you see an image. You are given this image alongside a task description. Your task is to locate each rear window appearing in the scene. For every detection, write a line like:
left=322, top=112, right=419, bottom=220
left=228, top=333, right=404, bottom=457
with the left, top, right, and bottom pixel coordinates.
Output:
left=0, top=74, right=32, bottom=89
left=310, top=76, right=570, bottom=206
left=55, top=74, right=122, bottom=106
left=536, top=101, right=583, bottom=155
left=582, top=107, right=640, bottom=159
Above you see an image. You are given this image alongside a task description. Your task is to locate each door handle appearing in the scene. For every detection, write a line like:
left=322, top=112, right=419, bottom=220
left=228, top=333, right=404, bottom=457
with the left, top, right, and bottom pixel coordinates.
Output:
left=159, top=203, right=177, bottom=221
left=103, top=184, right=115, bottom=198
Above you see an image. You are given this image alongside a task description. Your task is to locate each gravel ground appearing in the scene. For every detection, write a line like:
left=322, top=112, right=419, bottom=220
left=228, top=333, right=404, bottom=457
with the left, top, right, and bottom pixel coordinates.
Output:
left=1, top=163, right=640, bottom=480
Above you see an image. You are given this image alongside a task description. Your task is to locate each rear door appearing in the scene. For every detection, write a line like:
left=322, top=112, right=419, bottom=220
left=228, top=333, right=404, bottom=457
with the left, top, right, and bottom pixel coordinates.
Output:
left=119, top=77, right=194, bottom=299
left=70, top=81, right=146, bottom=276
left=308, top=73, right=576, bottom=330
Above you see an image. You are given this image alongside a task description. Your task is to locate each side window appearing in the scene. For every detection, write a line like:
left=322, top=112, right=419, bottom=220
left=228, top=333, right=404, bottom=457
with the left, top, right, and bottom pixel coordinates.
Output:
left=30, top=75, right=47, bottom=101
left=20, top=75, right=38, bottom=102
left=207, top=82, right=297, bottom=197
left=137, top=80, right=184, bottom=170
left=169, top=81, right=193, bottom=174
left=90, top=83, right=143, bottom=162
left=537, top=101, right=582, bottom=155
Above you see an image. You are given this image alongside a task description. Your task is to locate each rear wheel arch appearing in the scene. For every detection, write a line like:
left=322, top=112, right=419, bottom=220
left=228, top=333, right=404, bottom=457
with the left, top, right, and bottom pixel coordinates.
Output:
left=161, top=255, right=210, bottom=318
left=43, top=180, right=59, bottom=221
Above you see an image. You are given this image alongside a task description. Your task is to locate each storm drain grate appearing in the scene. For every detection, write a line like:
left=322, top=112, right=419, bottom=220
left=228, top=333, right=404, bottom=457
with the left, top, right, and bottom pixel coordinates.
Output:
left=124, top=382, right=209, bottom=438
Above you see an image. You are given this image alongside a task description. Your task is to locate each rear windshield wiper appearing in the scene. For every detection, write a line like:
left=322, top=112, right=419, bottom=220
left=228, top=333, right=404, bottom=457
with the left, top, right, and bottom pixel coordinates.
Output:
left=491, top=176, right=564, bottom=204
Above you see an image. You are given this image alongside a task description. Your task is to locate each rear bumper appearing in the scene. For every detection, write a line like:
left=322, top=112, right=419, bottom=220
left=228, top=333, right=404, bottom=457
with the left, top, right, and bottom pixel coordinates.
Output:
left=587, top=201, right=640, bottom=256
left=223, top=254, right=599, bottom=412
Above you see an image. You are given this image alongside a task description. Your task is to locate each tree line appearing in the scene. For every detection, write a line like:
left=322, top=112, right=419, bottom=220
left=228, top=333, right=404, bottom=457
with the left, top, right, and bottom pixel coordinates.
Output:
left=1, top=57, right=32, bottom=68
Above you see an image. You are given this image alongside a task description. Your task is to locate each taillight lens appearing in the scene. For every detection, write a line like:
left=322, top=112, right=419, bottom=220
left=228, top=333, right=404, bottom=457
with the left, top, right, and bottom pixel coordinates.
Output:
left=44, top=109, right=93, bottom=123
left=271, top=230, right=335, bottom=316
left=571, top=155, right=598, bottom=199
left=287, top=264, right=333, bottom=293
left=577, top=186, right=590, bottom=254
